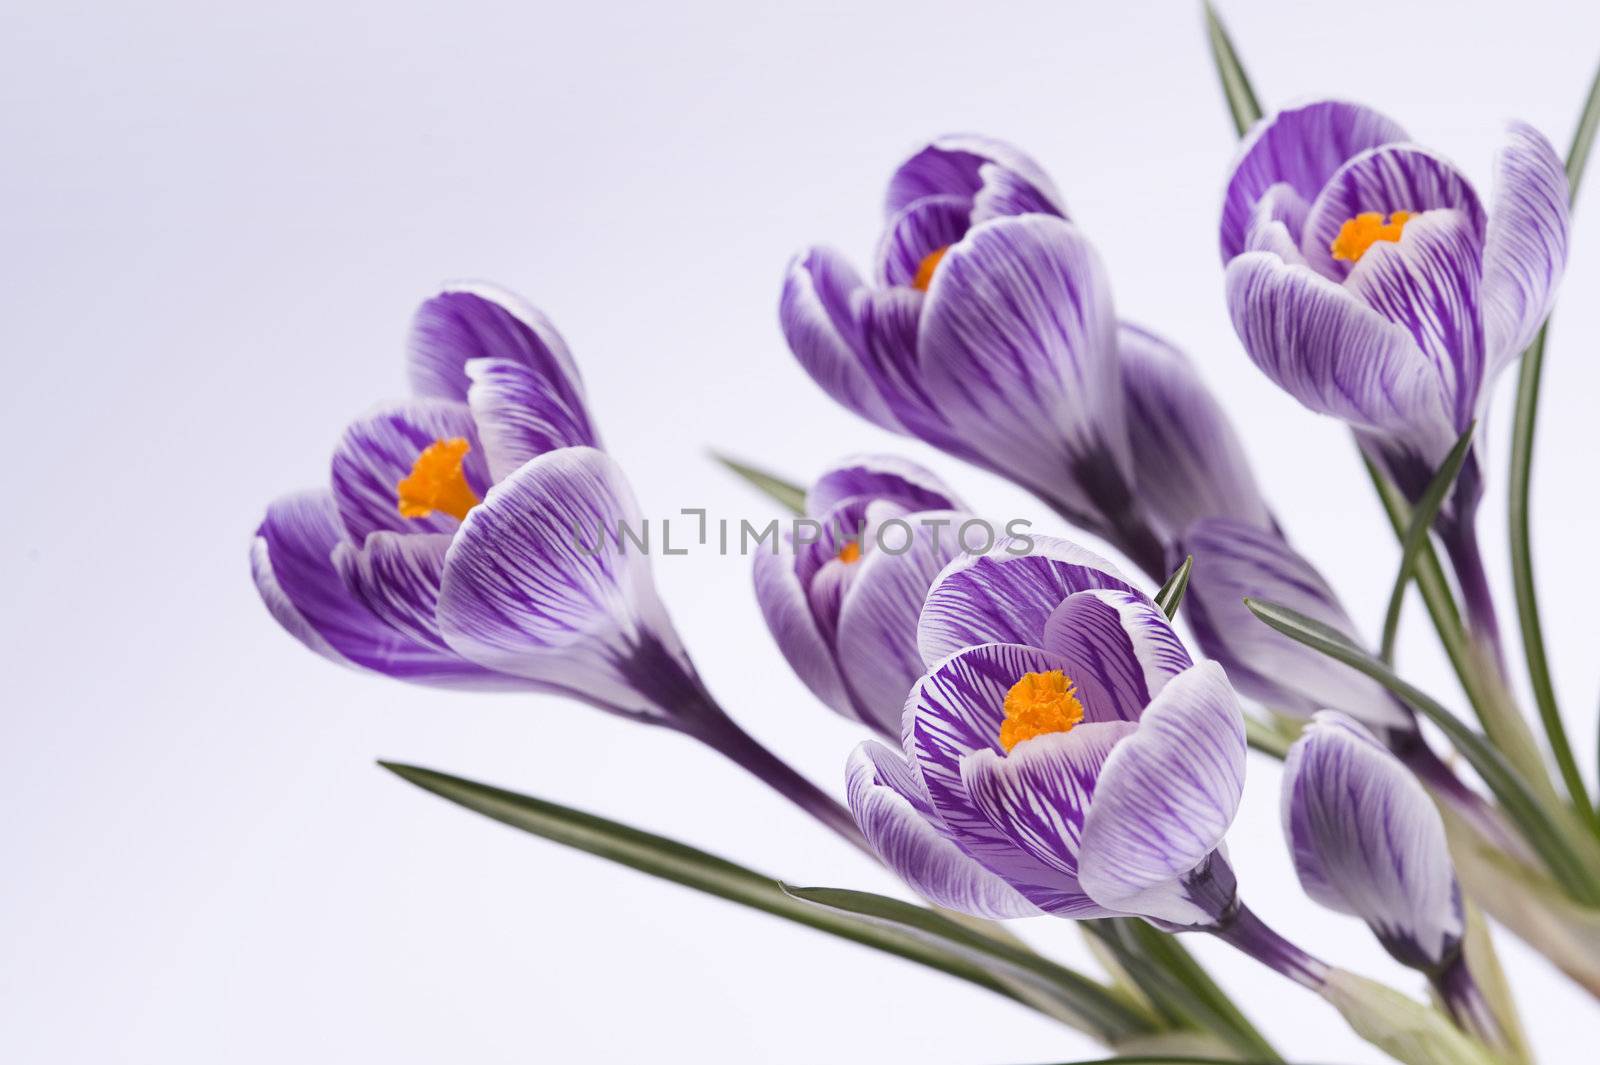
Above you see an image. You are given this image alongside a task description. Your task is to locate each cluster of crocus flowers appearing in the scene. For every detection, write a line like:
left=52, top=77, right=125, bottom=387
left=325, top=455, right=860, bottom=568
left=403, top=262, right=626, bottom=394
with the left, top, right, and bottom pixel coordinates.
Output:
left=251, top=283, right=862, bottom=843
left=752, top=456, right=972, bottom=738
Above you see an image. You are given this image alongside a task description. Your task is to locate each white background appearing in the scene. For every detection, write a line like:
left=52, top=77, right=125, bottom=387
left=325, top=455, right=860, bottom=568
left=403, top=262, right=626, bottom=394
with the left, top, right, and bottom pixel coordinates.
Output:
left=4, top=0, right=1599, bottom=1060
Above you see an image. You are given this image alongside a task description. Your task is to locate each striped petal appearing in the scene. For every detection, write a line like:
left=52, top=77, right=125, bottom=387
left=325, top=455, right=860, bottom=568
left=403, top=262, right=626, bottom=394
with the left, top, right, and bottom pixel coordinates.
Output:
left=961, top=722, right=1134, bottom=916
left=805, top=454, right=964, bottom=518
left=1182, top=519, right=1409, bottom=728
left=1222, top=100, right=1408, bottom=262
left=465, top=356, right=599, bottom=482
left=848, top=742, right=1040, bottom=918
left=779, top=247, right=903, bottom=431
left=1481, top=122, right=1570, bottom=375
left=836, top=509, right=970, bottom=737
left=913, top=215, right=1132, bottom=517
left=252, top=491, right=495, bottom=685
left=1224, top=251, right=1452, bottom=441
left=1079, top=661, right=1247, bottom=926
left=885, top=135, right=1067, bottom=220
left=437, top=446, right=688, bottom=718
left=1041, top=590, right=1191, bottom=724
left=1283, top=712, right=1464, bottom=968
left=1300, top=144, right=1485, bottom=282
left=328, top=400, right=492, bottom=542
left=407, top=283, right=591, bottom=420
left=331, top=531, right=454, bottom=653
left=875, top=195, right=971, bottom=288
left=1118, top=323, right=1273, bottom=540
left=903, top=642, right=1097, bottom=911
left=753, top=535, right=856, bottom=723
left=918, top=535, right=1140, bottom=666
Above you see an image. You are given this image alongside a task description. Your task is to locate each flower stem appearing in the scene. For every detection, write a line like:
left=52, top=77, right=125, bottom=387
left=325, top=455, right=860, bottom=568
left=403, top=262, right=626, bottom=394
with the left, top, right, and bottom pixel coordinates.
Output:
left=1208, top=902, right=1331, bottom=993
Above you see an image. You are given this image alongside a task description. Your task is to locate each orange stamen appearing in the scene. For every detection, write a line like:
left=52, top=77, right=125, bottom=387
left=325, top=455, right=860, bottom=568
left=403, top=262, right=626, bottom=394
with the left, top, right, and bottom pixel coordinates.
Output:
left=837, top=540, right=863, bottom=564
left=999, top=670, right=1085, bottom=753
left=1330, top=211, right=1415, bottom=263
left=396, top=437, right=480, bottom=522
left=912, top=245, right=950, bottom=291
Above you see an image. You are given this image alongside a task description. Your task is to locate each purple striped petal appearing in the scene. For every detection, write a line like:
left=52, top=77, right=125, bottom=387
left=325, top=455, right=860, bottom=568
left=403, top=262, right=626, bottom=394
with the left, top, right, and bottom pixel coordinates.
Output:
left=961, top=722, right=1135, bottom=916
left=836, top=509, right=970, bottom=737
left=971, top=161, right=1064, bottom=224
left=903, top=642, right=1097, bottom=911
left=913, top=215, right=1132, bottom=518
left=331, top=531, right=454, bottom=653
left=1079, top=661, right=1246, bottom=926
left=919, top=535, right=1139, bottom=666
left=753, top=537, right=856, bottom=723
left=1183, top=519, right=1409, bottom=728
left=1283, top=712, right=1463, bottom=968
left=1242, top=183, right=1312, bottom=262
left=806, top=454, right=964, bottom=518
left=848, top=742, right=1040, bottom=918
left=779, top=248, right=904, bottom=431
left=1222, top=100, right=1408, bottom=262
left=885, top=135, right=1067, bottom=220
left=465, top=357, right=599, bottom=482
left=1041, top=590, right=1192, bottom=724
left=1481, top=122, right=1570, bottom=374
left=1344, top=210, right=1485, bottom=435
left=1224, top=251, right=1453, bottom=439
left=437, top=446, right=687, bottom=717
left=875, top=195, right=971, bottom=288
left=407, top=284, right=591, bottom=420
left=1300, top=145, right=1485, bottom=282
left=252, top=491, right=495, bottom=685
left=1118, top=323, right=1273, bottom=540
left=329, top=400, right=492, bottom=542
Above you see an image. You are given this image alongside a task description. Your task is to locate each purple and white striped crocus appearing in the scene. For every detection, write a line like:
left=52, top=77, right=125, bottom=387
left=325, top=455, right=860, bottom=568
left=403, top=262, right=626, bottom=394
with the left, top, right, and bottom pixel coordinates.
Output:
left=251, top=284, right=861, bottom=844
left=781, top=137, right=1167, bottom=576
left=753, top=456, right=972, bottom=739
left=1284, top=712, right=1507, bottom=1047
left=1221, top=99, right=1568, bottom=609
left=848, top=536, right=1333, bottom=987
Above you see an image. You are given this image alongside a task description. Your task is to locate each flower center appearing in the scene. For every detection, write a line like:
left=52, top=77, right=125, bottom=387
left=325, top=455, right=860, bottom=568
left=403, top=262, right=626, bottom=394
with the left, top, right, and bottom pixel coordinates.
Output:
left=999, top=670, right=1085, bottom=753
left=396, top=437, right=481, bottom=521
left=912, top=245, right=950, bottom=291
left=836, top=540, right=863, bottom=564
left=1330, top=211, right=1414, bottom=263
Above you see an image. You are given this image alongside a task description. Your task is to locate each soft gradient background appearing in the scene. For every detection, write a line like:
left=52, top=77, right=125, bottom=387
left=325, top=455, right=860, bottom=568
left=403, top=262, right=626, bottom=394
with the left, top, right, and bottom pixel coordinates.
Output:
left=5, top=0, right=1599, bottom=1060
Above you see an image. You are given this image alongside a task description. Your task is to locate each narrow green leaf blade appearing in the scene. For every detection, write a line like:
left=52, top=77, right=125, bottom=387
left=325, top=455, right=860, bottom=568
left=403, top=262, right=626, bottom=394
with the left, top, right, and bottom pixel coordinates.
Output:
left=380, top=762, right=1142, bottom=1036
left=1240, top=601, right=1600, bottom=905
left=1566, top=60, right=1600, bottom=191
left=712, top=452, right=806, bottom=514
left=1202, top=2, right=1263, bottom=136
left=1379, top=422, right=1476, bottom=662
left=1155, top=555, right=1193, bottom=621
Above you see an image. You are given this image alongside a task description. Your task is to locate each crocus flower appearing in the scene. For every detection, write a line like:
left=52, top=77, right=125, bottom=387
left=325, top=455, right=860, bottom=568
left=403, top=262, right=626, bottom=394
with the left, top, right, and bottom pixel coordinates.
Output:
left=1220, top=100, right=1568, bottom=531
left=781, top=137, right=1168, bottom=576
left=850, top=537, right=1250, bottom=927
left=1284, top=712, right=1507, bottom=1046
left=753, top=455, right=973, bottom=738
left=252, top=283, right=862, bottom=844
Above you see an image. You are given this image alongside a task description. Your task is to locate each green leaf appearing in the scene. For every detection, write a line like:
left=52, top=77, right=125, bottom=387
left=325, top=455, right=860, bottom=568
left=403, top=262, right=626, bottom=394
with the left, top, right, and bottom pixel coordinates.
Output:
left=782, top=886, right=1156, bottom=1039
left=1379, top=422, right=1477, bottom=663
left=1241, top=600, right=1600, bottom=905
left=1081, top=919, right=1282, bottom=1062
left=712, top=452, right=806, bottom=514
left=1202, top=2, right=1263, bottom=136
left=1243, top=715, right=1293, bottom=760
left=379, top=762, right=1151, bottom=1041
left=1505, top=60, right=1600, bottom=833
left=1154, top=555, right=1193, bottom=621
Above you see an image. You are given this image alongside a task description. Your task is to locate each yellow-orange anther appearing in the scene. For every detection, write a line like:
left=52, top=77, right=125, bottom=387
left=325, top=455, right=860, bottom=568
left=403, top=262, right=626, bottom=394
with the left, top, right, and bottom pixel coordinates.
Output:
left=837, top=540, right=863, bottom=564
left=912, top=245, right=950, bottom=291
left=1330, top=211, right=1415, bottom=263
left=396, top=437, right=481, bottom=521
left=999, top=670, right=1085, bottom=753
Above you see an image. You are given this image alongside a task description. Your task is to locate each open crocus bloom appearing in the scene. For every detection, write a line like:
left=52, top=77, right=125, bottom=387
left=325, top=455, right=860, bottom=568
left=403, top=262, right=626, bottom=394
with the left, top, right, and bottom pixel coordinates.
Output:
left=1221, top=100, right=1568, bottom=516
left=781, top=137, right=1167, bottom=574
left=848, top=537, right=1248, bottom=927
left=753, top=456, right=971, bottom=738
left=252, top=284, right=700, bottom=723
